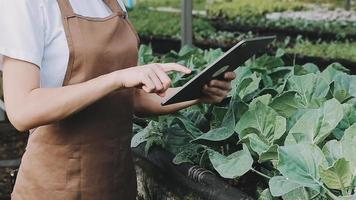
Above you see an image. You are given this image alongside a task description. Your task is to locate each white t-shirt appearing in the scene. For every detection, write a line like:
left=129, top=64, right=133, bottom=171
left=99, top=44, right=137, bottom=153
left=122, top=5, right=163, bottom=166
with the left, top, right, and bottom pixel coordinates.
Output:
left=0, top=0, right=127, bottom=88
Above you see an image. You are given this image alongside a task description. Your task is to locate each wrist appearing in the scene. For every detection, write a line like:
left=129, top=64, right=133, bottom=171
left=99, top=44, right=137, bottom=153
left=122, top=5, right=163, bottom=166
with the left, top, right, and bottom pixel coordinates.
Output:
left=193, top=98, right=202, bottom=105
left=108, top=70, right=124, bottom=90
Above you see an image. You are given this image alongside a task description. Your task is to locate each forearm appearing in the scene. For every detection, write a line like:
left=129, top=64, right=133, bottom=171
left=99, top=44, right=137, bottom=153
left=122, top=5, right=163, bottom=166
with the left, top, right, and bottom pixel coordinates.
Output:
left=3, top=57, right=194, bottom=131
left=5, top=72, right=118, bottom=131
left=134, top=88, right=199, bottom=117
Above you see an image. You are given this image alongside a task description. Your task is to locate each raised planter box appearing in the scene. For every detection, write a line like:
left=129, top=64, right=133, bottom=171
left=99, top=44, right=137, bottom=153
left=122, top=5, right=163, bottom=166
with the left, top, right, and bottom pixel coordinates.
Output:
left=133, top=144, right=253, bottom=200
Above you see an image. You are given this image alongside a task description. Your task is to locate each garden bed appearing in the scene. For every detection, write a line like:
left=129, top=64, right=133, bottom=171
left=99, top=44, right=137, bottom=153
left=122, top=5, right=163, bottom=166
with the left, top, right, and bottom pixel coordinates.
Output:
left=140, top=36, right=356, bottom=72
left=210, top=19, right=356, bottom=42
left=133, top=44, right=356, bottom=200
left=130, top=6, right=356, bottom=65
left=132, top=0, right=356, bottom=42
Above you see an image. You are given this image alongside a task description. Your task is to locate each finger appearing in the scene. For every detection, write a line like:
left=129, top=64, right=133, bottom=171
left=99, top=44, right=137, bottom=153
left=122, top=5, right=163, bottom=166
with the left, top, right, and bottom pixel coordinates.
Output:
left=203, top=85, right=228, bottom=97
left=157, top=91, right=167, bottom=97
left=160, top=63, right=191, bottom=74
left=147, top=70, right=164, bottom=92
left=201, top=91, right=224, bottom=103
left=141, top=75, right=156, bottom=93
left=209, top=80, right=232, bottom=91
left=152, top=65, right=172, bottom=90
left=224, top=72, right=236, bottom=80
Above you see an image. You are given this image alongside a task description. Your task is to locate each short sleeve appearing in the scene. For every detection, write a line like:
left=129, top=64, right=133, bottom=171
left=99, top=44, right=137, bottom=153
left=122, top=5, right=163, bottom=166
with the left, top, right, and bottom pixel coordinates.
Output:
left=118, top=0, right=127, bottom=12
left=0, top=0, right=45, bottom=68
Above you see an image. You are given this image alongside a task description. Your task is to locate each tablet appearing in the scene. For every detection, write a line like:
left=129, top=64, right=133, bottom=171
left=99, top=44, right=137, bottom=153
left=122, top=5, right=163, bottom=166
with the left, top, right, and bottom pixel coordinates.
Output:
left=161, top=36, right=276, bottom=106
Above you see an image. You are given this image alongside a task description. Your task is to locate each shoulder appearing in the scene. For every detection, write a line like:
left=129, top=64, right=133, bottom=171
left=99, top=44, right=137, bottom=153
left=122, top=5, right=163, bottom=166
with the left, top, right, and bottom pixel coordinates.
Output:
left=0, top=0, right=44, bottom=9
left=0, top=0, right=46, bottom=20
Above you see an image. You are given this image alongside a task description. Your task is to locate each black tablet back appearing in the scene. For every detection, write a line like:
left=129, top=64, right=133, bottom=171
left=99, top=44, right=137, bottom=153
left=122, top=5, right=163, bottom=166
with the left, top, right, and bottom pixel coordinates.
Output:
left=162, top=36, right=276, bottom=106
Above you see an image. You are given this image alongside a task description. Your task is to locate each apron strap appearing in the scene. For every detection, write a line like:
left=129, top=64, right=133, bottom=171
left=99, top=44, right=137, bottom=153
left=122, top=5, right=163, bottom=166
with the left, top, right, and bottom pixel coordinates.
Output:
left=57, top=0, right=76, bottom=18
left=103, top=0, right=125, bottom=13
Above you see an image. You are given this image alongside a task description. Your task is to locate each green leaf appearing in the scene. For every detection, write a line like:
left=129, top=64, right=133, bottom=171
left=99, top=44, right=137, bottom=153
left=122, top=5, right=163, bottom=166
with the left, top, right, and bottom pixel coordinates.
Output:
left=270, top=91, right=301, bottom=118
left=320, top=63, right=349, bottom=84
left=240, top=133, right=270, bottom=155
left=211, top=106, right=228, bottom=129
left=178, top=45, right=197, bottom=57
left=341, top=123, right=356, bottom=175
left=172, top=144, right=202, bottom=165
left=239, top=133, right=279, bottom=162
left=138, top=45, right=156, bottom=65
left=163, top=125, right=196, bottom=155
left=131, top=121, right=160, bottom=148
left=173, top=151, right=195, bottom=165
left=183, top=110, right=209, bottom=131
left=131, top=129, right=148, bottom=148
left=269, top=176, right=301, bottom=197
left=301, top=63, right=320, bottom=74
left=259, top=189, right=277, bottom=200
left=332, top=74, right=356, bottom=103
left=287, top=74, right=329, bottom=107
left=208, top=144, right=253, bottom=179
left=191, top=127, right=235, bottom=145
left=231, top=67, right=253, bottom=97
left=268, top=67, right=293, bottom=89
left=319, top=158, right=353, bottom=190
left=236, top=73, right=261, bottom=101
left=203, top=48, right=224, bottom=64
left=249, top=94, right=272, bottom=109
left=144, top=136, right=165, bottom=156
left=334, top=104, right=356, bottom=139
left=167, top=114, right=202, bottom=138
left=282, top=187, right=312, bottom=200
left=221, top=95, right=241, bottom=130
left=276, top=48, right=285, bottom=58
left=322, top=140, right=343, bottom=166
left=236, top=101, right=287, bottom=144
left=339, top=195, right=356, bottom=200
left=277, top=144, right=327, bottom=190
left=248, top=54, right=284, bottom=71
left=286, top=99, right=343, bottom=145
left=260, top=145, right=279, bottom=163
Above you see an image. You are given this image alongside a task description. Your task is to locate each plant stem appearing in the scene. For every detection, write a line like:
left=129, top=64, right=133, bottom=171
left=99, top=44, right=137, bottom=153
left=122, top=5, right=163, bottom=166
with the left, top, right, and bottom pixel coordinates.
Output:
left=325, top=189, right=339, bottom=200
left=321, top=184, right=339, bottom=200
left=341, top=184, right=348, bottom=196
left=314, top=178, right=339, bottom=200
left=250, top=168, right=271, bottom=179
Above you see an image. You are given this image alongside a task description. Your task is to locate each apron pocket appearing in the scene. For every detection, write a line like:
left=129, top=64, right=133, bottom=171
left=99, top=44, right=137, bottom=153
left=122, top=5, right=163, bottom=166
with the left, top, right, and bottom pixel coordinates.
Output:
left=81, top=143, right=116, bottom=190
left=66, top=145, right=81, bottom=190
left=20, top=142, right=68, bottom=190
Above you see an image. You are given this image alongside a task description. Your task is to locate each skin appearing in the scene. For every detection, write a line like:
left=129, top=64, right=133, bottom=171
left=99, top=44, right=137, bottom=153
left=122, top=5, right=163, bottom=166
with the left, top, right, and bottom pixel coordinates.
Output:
left=2, top=57, right=236, bottom=132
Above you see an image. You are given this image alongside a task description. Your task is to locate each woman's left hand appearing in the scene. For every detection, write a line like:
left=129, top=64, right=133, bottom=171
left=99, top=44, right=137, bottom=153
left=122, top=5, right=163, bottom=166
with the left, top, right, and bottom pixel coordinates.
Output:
left=199, top=72, right=236, bottom=104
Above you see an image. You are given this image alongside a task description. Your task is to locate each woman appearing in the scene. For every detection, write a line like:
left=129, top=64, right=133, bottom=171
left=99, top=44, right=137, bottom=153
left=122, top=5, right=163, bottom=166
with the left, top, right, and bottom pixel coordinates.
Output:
left=0, top=0, right=235, bottom=199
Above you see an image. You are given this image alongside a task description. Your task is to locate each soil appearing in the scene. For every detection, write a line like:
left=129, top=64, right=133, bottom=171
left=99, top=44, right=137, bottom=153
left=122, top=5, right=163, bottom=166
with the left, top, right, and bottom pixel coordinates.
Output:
left=0, top=123, right=28, bottom=200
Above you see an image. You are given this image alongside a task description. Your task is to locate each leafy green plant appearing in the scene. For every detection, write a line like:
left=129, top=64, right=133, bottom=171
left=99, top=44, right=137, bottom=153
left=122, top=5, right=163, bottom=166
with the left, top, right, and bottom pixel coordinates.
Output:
left=286, top=40, right=356, bottom=62
left=128, top=7, right=356, bottom=65
left=132, top=45, right=356, bottom=199
left=138, top=0, right=207, bottom=10
left=207, top=0, right=305, bottom=19
left=128, top=7, right=254, bottom=45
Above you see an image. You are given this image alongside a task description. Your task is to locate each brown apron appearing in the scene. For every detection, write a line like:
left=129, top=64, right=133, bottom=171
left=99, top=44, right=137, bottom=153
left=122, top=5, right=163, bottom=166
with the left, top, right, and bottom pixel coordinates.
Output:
left=12, top=0, right=139, bottom=199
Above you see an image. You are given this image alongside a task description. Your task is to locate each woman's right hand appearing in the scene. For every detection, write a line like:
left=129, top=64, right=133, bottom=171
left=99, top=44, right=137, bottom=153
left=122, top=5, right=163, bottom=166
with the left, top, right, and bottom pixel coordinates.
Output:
left=114, top=63, right=191, bottom=97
